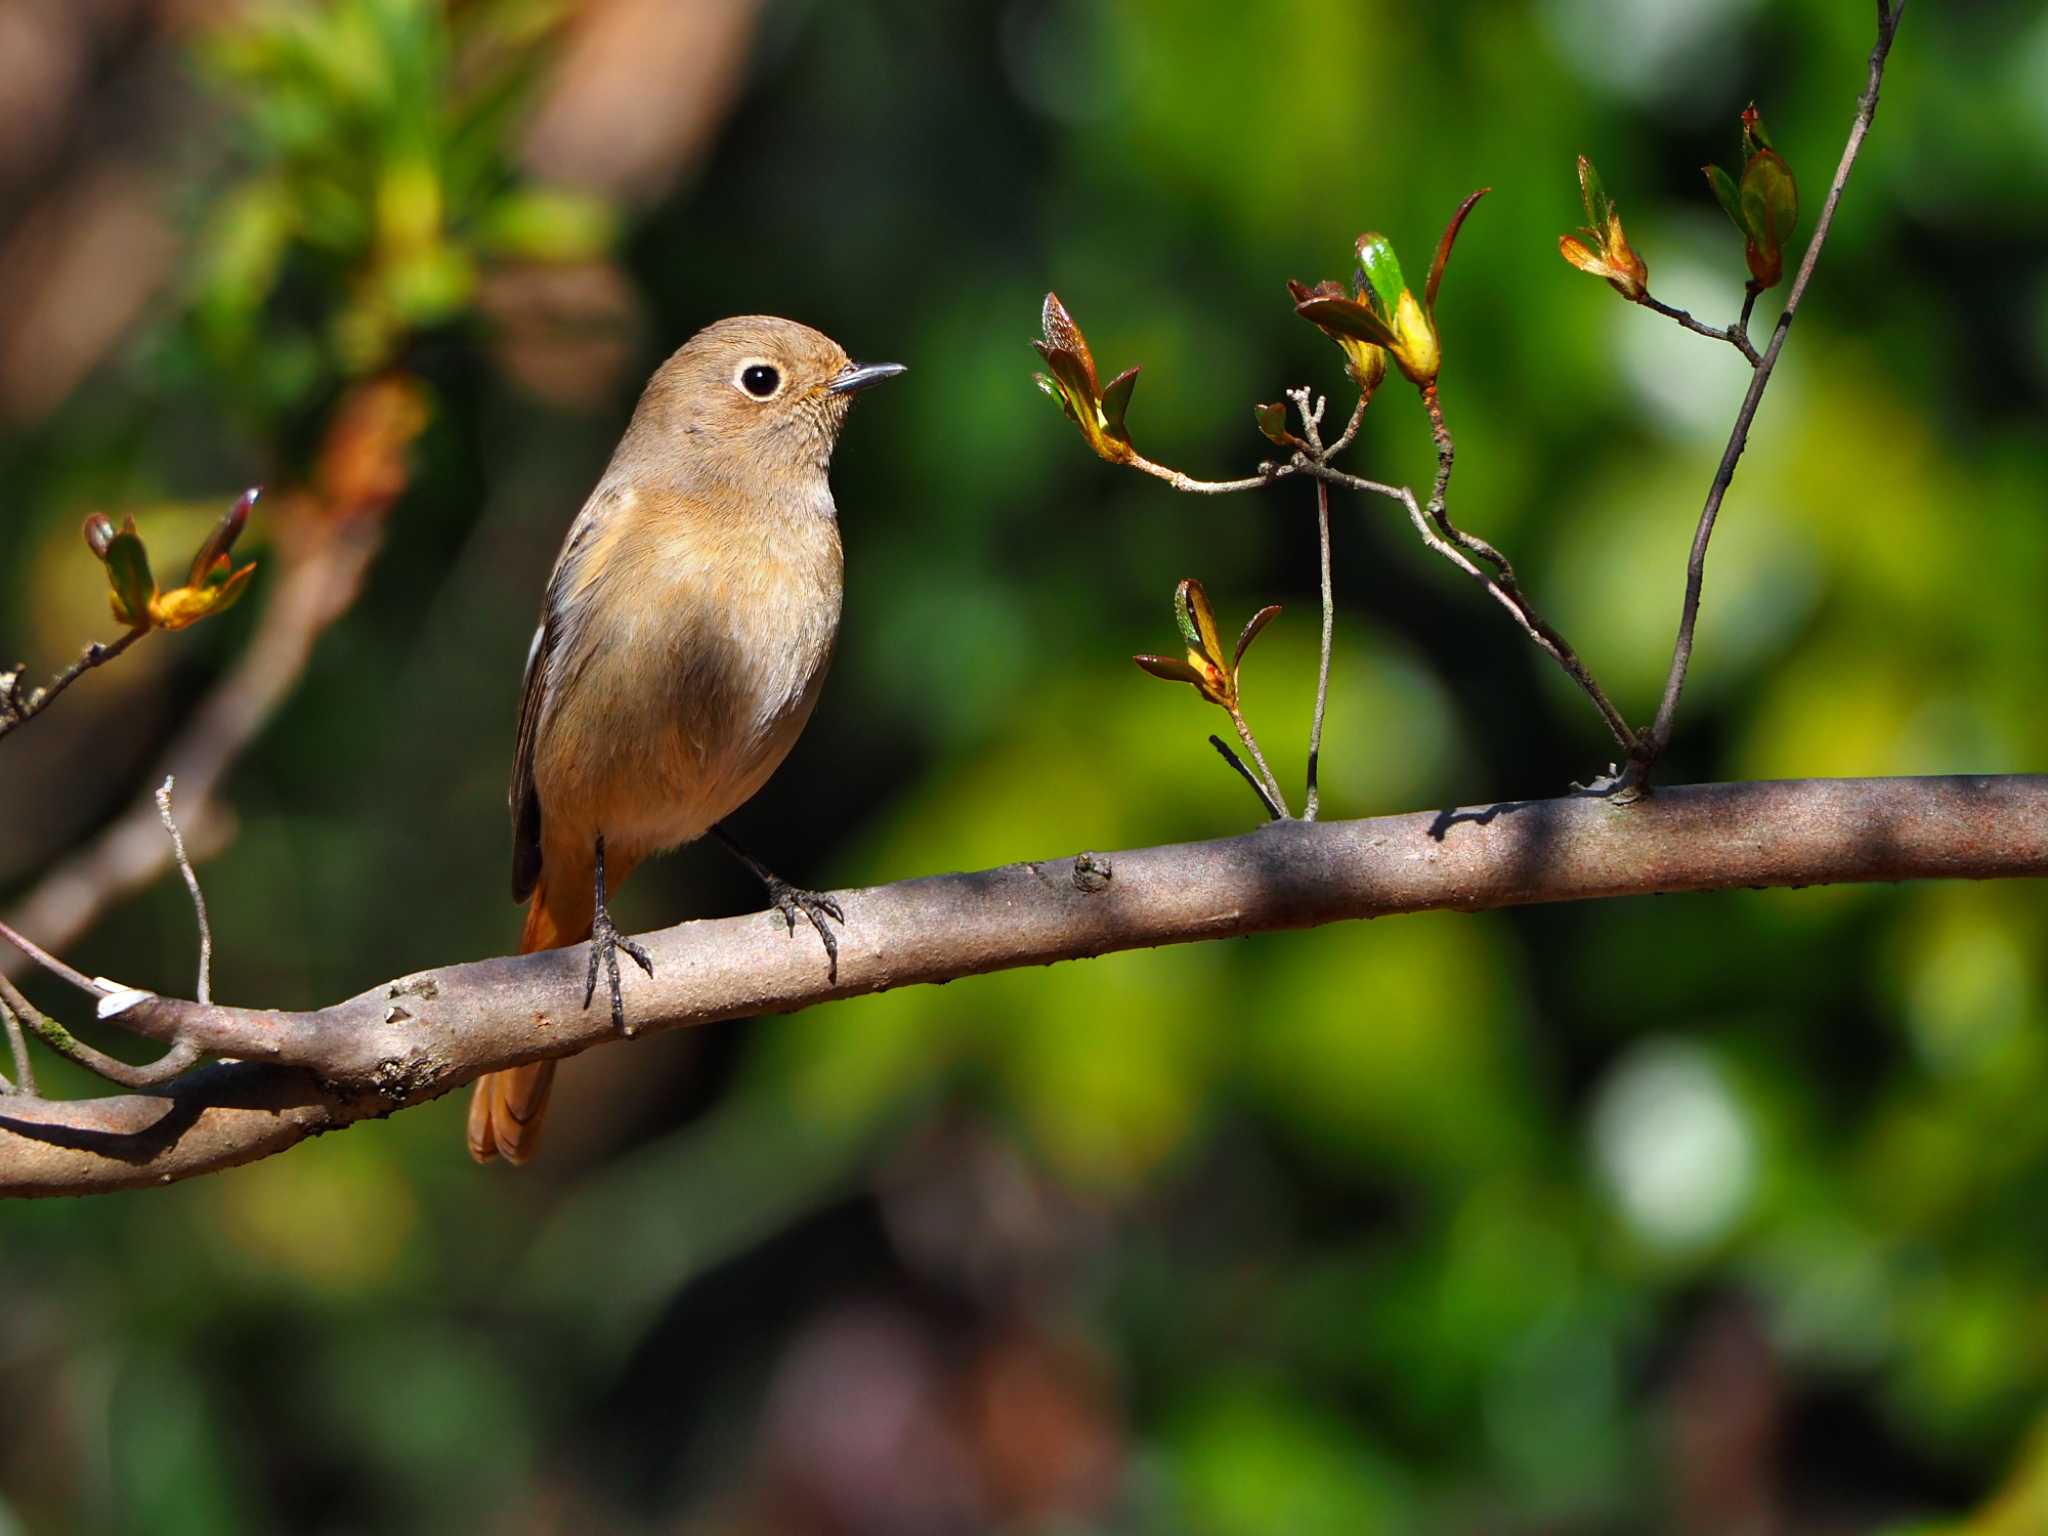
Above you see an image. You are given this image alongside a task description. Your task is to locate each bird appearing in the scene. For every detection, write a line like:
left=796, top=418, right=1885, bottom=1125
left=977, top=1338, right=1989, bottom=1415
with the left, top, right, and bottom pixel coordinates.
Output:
left=466, top=315, right=903, bottom=1165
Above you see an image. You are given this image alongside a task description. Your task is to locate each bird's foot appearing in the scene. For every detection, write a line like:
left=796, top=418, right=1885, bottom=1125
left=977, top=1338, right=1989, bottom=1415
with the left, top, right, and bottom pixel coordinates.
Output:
left=763, top=877, right=844, bottom=983
left=583, top=904, right=655, bottom=1035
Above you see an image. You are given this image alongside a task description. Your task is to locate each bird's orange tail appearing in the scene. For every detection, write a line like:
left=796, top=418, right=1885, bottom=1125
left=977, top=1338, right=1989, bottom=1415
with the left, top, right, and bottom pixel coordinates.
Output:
left=466, top=886, right=589, bottom=1165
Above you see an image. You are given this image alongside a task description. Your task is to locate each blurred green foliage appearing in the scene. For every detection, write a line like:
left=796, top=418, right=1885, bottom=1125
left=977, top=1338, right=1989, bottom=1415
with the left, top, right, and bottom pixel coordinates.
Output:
left=3, top=1, right=2048, bottom=1532
left=185, top=0, right=609, bottom=421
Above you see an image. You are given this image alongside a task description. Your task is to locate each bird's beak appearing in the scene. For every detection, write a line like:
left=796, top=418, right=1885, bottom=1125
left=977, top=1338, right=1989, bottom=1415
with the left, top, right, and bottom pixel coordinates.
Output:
left=827, top=360, right=907, bottom=396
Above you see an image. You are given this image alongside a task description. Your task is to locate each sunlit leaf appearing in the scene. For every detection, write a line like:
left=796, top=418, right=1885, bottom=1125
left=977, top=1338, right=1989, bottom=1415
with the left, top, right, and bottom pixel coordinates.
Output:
left=1234, top=604, right=1281, bottom=669
left=187, top=488, right=259, bottom=587
left=1576, top=155, right=1612, bottom=233
left=1295, top=293, right=1397, bottom=350
left=1177, top=578, right=1226, bottom=667
left=1099, top=365, right=1139, bottom=434
left=1134, top=653, right=1207, bottom=686
left=102, top=517, right=156, bottom=629
left=1352, top=232, right=1407, bottom=318
left=1423, top=187, right=1488, bottom=316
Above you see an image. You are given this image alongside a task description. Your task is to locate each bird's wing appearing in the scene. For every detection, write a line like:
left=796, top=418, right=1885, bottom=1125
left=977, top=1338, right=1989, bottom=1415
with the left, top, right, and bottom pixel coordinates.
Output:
left=509, top=614, right=552, bottom=903
left=508, top=482, right=625, bottom=902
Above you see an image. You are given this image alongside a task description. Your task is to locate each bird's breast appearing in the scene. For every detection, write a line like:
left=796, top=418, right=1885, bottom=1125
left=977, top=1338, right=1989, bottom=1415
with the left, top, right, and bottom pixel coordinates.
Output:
left=535, top=496, right=843, bottom=858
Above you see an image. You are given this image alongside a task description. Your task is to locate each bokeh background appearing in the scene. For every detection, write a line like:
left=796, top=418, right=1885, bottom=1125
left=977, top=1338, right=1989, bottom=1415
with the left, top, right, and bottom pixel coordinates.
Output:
left=2, top=0, right=2046, bottom=1531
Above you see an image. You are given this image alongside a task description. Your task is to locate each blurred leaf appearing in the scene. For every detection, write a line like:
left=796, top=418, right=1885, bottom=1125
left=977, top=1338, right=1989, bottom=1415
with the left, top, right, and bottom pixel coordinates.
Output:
left=1171, top=1386, right=1417, bottom=1535
left=1705, top=162, right=1744, bottom=227
left=477, top=187, right=617, bottom=263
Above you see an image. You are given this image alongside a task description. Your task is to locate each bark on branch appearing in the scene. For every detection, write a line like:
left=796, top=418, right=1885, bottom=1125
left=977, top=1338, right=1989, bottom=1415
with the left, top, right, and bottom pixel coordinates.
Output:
left=2, top=772, right=2043, bottom=1199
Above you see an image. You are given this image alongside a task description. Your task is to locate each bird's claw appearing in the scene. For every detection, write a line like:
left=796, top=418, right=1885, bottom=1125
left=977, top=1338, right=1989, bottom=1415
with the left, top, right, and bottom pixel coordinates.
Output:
left=764, top=878, right=844, bottom=982
left=583, top=907, right=655, bottom=1035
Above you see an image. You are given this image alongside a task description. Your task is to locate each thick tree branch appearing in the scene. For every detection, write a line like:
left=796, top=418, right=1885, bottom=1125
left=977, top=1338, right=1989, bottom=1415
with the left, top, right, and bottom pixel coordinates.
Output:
left=1, top=772, right=2041, bottom=1198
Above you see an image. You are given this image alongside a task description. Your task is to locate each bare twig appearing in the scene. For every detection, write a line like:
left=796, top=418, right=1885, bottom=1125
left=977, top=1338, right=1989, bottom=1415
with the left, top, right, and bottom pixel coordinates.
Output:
left=1411, top=390, right=1639, bottom=754
left=0, top=1002, right=30, bottom=1095
left=0, top=628, right=148, bottom=745
left=154, top=776, right=213, bottom=1005
left=1324, top=390, right=1371, bottom=460
left=1227, top=706, right=1289, bottom=818
left=1281, top=387, right=1339, bottom=822
left=1208, top=734, right=1284, bottom=820
left=1127, top=453, right=1288, bottom=496
left=0, top=971, right=198, bottom=1089
left=1306, top=476, right=1334, bottom=821
left=1, top=517, right=386, bottom=985
left=0, top=772, right=2041, bottom=1198
left=1639, top=294, right=1763, bottom=366
left=0, top=916, right=103, bottom=996
left=1640, top=1, right=1907, bottom=781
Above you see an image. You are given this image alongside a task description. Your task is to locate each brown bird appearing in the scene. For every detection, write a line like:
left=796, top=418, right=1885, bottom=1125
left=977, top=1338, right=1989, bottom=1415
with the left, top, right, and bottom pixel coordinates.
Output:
left=467, top=316, right=903, bottom=1164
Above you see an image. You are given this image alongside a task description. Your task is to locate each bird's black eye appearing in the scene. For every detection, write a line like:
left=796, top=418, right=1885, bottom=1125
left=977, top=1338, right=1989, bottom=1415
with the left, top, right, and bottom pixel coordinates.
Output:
left=739, top=364, right=781, bottom=399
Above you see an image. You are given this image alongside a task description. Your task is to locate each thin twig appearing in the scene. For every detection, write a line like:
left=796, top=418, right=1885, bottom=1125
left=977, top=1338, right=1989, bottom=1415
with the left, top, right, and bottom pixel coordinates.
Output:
left=2, top=516, right=387, bottom=986
left=1324, top=390, right=1372, bottom=459
left=1228, top=707, right=1290, bottom=818
left=0, top=971, right=198, bottom=1089
left=1306, top=476, right=1334, bottom=821
left=1640, top=1, right=1907, bottom=780
left=0, top=917, right=104, bottom=996
left=155, top=777, right=213, bottom=1005
left=1207, top=734, right=1284, bottom=820
left=1280, top=387, right=1335, bottom=820
left=0, top=1002, right=30, bottom=1095
left=1127, top=454, right=1290, bottom=496
left=0, top=629, right=148, bottom=745
left=1737, top=283, right=1761, bottom=341
left=1415, top=390, right=1639, bottom=754
left=1638, top=294, right=1763, bottom=366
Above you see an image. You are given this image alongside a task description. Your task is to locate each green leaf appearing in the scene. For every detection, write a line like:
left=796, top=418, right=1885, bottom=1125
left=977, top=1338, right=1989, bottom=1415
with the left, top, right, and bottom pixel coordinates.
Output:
left=1033, top=371, right=1075, bottom=422
left=209, top=563, right=259, bottom=618
left=103, top=517, right=156, bottom=629
left=477, top=187, right=617, bottom=264
left=1576, top=156, right=1611, bottom=234
left=1352, top=233, right=1407, bottom=319
left=1741, top=102, right=1773, bottom=154
left=1703, top=164, right=1744, bottom=231
left=1174, top=578, right=1226, bottom=665
left=1174, top=580, right=1204, bottom=653
left=1743, top=148, right=1799, bottom=249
